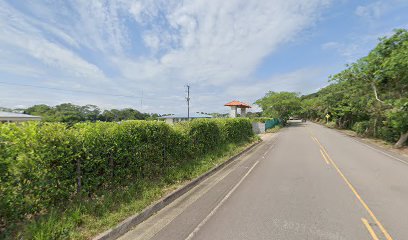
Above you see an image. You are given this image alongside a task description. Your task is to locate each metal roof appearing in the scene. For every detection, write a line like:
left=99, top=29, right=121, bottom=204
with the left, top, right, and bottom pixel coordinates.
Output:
left=0, top=111, right=41, bottom=120
left=159, top=113, right=213, bottom=119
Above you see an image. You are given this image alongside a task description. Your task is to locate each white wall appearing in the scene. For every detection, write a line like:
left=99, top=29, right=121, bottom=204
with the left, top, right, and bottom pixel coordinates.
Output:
left=252, top=122, right=265, bottom=134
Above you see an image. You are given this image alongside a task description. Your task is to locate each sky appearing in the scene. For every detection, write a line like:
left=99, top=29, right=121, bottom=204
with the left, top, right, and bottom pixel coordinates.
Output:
left=1, top=0, right=408, bottom=114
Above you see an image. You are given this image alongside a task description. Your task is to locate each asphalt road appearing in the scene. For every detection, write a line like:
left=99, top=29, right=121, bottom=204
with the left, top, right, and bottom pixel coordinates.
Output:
left=119, top=121, right=408, bottom=240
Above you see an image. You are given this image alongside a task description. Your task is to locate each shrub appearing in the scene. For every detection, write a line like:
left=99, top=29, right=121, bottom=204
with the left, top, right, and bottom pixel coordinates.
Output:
left=0, top=118, right=254, bottom=228
left=378, top=126, right=400, bottom=143
left=326, top=121, right=337, bottom=129
left=352, top=121, right=369, bottom=136
left=0, top=122, right=77, bottom=225
left=187, top=119, right=222, bottom=154
left=218, top=118, right=253, bottom=143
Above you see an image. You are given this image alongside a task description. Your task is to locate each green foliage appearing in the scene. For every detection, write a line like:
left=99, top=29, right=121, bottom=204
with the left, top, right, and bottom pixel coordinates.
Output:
left=187, top=119, right=222, bottom=154
left=23, top=103, right=153, bottom=124
left=0, top=122, right=77, bottom=227
left=255, top=92, right=301, bottom=122
left=266, top=125, right=282, bottom=133
left=0, top=118, right=254, bottom=235
left=217, top=118, right=254, bottom=144
left=300, top=29, right=408, bottom=146
left=352, top=121, right=370, bottom=136
left=385, top=99, right=408, bottom=134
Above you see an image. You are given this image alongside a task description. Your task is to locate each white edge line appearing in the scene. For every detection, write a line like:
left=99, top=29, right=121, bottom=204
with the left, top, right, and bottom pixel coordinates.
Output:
left=312, top=122, right=408, bottom=166
left=262, top=145, right=273, bottom=158
left=184, top=160, right=260, bottom=240
left=349, top=138, right=408, bottom=166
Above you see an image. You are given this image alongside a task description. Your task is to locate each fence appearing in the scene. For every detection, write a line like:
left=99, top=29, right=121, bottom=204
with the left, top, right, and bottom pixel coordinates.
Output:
left=265, top=119, right=280, bottom=130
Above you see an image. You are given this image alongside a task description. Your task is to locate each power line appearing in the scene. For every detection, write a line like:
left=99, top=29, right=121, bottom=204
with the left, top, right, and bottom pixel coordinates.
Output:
left=0, top=81, right=143, bottom=98
left=0, top=81, right=184, bottom=103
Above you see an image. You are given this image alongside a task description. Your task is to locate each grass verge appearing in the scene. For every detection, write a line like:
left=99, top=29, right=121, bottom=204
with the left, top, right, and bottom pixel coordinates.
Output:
left=3, top=137, right=259, bottom=240
left=266, top=125, right=282, bottom=133
left=314, top=121, right=408, bottom=158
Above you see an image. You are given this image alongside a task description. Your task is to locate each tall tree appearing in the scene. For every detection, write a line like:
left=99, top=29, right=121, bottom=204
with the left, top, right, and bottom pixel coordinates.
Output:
left=255, top=92, right=302, bottom=123
left=299, top=29, right=408, bottom=147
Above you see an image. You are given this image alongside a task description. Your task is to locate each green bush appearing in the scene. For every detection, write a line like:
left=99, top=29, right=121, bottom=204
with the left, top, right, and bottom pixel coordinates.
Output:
left=0, top=118, right=254, bottom=229
left=186, top=119, right=222, bottom=154
left=326, top=121, right=337, bottom=129
left=352, top=121, right=369, bottom=136
left=218, top=118, right=253, bottom=143
left=378, top=126, right=400, bottom=143
left=0, top=122, right=77, bottom=226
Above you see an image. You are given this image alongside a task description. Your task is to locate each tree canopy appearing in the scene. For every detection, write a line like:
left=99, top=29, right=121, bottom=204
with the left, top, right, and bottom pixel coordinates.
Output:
left=23, top=103, right=155, bottom=124
left=255, top=91, right=302, bottom=122
left=301, top=29, right=408, bottom=147
left=256, top=29, right=408, bottom=147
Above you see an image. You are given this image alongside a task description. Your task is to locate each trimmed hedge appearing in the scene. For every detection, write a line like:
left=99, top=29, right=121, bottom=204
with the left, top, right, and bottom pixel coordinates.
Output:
left=0, top=118, right=253, bottom=227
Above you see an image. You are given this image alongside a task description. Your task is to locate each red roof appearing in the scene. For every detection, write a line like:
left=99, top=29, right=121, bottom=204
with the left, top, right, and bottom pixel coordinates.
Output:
left=224, top=100, right=251, bottom=108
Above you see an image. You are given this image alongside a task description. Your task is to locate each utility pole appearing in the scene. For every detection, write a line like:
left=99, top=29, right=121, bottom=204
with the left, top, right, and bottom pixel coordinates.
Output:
left=186, top=85, right=190, bottom=120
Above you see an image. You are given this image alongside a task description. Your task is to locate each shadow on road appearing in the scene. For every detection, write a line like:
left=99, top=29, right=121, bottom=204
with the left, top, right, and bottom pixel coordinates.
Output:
left=287, top=120, right=307, bottom=128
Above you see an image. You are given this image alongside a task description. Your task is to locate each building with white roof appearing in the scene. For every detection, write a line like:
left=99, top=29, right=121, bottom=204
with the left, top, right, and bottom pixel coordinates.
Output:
left=0, top=111, right=41, bottom=123
left=159, top=113, right=212, bottom=124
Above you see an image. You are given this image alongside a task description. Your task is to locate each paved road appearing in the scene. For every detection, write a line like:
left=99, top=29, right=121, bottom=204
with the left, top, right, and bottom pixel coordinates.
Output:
left=119, top=122, right=408, bottom=240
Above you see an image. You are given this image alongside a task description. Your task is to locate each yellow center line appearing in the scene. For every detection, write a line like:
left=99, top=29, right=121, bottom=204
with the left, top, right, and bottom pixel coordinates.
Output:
left=311, top=136, right=318, bottom=144
left=362, top=218, right=380, bottom=240
left=319, top=149, right=330, bottom=165
left=312, top=136, right=393, bottom=240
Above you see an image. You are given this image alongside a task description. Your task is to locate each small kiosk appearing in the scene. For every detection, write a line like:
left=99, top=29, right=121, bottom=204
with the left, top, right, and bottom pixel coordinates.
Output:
left=224, top=100, right=251, bottom=118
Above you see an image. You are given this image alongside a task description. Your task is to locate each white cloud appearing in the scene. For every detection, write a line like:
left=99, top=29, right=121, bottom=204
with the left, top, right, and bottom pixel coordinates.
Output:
left=355, top=0, right=408, bottom=21
left=129, top=1, right=143, bottom=22
left=321, top=41, right=361, bottom=62
left=226, top=67, right=325, bottom=98
left=0, top=0, right=332, bottom=113
left=321, top=41, right=340, bottom=50
left=0, top=2, right=108, bottom=80
left=321, top=29, right=400, bottom=63
left=119, top=0, right=331, bottom=86
left=355, top=1, right=389, bottom=19
left=0, top=63, right=45, bottom=78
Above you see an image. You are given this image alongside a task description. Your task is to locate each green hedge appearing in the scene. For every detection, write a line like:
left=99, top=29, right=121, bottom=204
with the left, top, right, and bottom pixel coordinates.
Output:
left=0, top=118, right=253, bottom=227
left=218, top=118, right=254, bottom=143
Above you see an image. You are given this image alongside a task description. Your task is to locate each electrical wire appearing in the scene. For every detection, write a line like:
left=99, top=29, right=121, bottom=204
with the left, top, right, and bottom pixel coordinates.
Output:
left=0, top=81, right=184, bottom=102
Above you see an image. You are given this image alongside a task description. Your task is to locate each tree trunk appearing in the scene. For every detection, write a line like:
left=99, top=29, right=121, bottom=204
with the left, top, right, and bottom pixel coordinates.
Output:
left=371, top=82, right=384, bottom=103
left=395, top=131, right=408, bottom=148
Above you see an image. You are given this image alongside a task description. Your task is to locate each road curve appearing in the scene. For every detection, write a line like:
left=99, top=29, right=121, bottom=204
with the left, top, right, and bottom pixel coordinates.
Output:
left=119, top=121, right=408, bottom=240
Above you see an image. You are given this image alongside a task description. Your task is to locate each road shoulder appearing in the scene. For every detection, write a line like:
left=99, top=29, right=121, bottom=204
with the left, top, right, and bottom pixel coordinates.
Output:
left=94, top=134, right=278, bottom=240
left=313, top=121, right=408, bottom=164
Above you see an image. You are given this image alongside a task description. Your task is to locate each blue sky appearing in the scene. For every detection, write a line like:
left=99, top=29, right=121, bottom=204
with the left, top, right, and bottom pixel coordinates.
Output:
left=1, top=0, right=408, bottom=114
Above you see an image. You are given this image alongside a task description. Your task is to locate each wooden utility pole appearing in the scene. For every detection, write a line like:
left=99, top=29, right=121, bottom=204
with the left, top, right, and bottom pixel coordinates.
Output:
left=186, top=85, right=190, bottom=120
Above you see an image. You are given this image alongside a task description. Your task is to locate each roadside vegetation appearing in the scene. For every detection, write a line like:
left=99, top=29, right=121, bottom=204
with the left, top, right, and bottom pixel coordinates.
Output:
left=0, top=118, right=256, bottom=239
left=1, top=103, right=158, bottom=124
left=255, top=92, right=301, bottom=126
left=266, top=125, right=282, bottom=133
left=256, top=29, right=408, bottom=148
